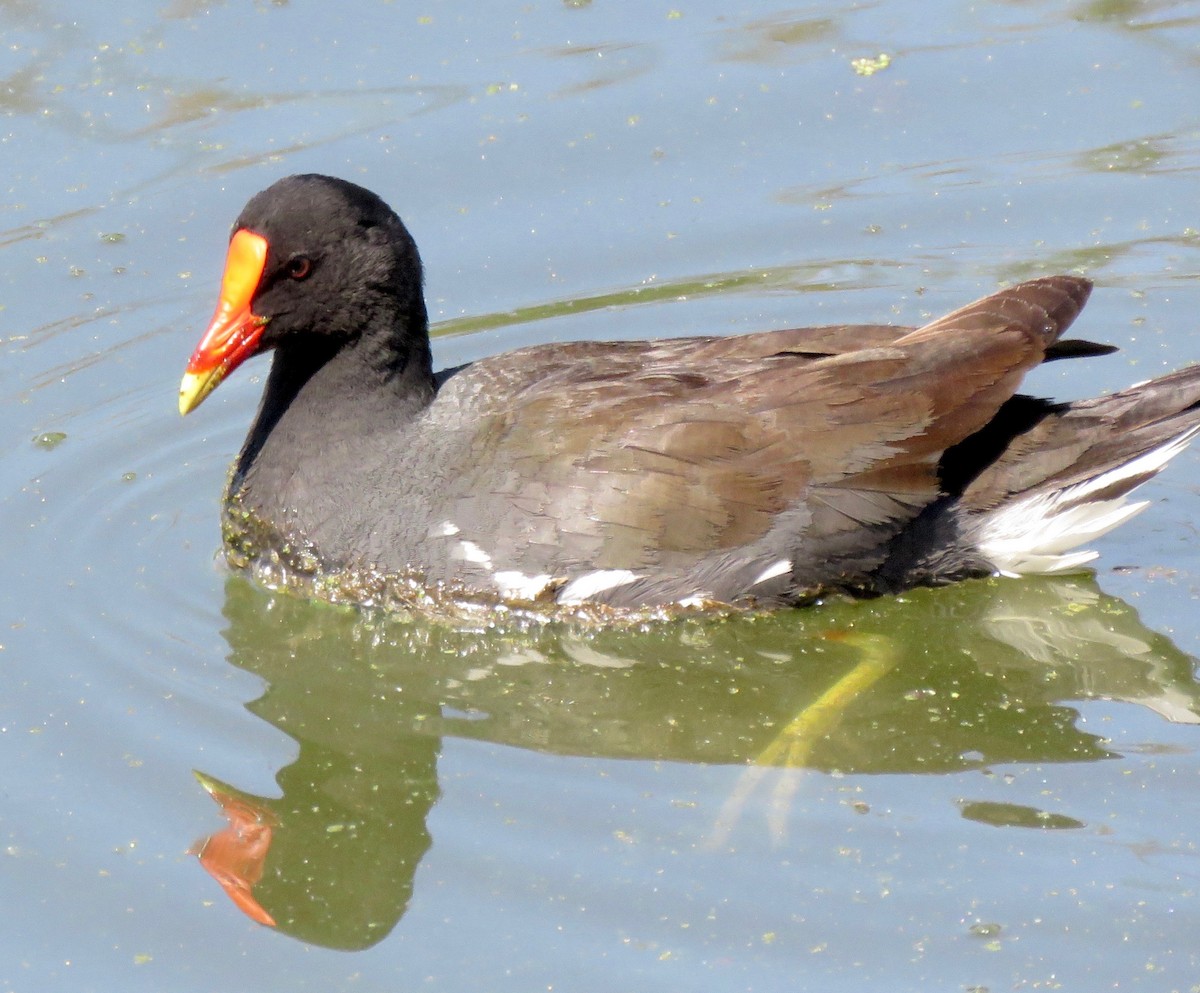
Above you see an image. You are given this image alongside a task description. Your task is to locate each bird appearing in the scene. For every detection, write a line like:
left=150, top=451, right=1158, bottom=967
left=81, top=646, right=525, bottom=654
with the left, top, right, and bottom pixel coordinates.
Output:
left=179, top=173, right=1200, bottom=616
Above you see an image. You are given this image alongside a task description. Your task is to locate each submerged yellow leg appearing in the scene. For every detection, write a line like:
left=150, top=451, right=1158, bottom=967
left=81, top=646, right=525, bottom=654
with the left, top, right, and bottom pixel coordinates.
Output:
left=710, top=632, right=898, bottom=846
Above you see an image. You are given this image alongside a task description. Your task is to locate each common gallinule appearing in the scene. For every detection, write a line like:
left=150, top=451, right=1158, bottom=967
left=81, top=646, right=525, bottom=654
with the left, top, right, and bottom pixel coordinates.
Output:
left=180, top=174, right=1200, bottom=614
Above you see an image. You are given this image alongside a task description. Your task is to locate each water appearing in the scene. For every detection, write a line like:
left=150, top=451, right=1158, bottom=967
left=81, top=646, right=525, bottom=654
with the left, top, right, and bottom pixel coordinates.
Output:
left=4, top=2, right=1200, bottom=990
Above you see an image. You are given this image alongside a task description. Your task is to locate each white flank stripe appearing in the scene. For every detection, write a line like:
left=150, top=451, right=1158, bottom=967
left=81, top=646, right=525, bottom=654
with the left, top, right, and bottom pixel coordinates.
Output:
left=493, top=570, right=553, bottom=601
left=456, top=540, right=493, bottom=568
left=435, top=520, right=461, bottom=537
left=750, top=559, right=792, bottom=587
left=558, top=569, right=639, bottom=605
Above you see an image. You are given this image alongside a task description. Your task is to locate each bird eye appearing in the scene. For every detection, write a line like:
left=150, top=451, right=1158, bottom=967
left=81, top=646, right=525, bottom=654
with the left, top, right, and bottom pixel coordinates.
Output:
left=286, top=255, right=313, bottom=280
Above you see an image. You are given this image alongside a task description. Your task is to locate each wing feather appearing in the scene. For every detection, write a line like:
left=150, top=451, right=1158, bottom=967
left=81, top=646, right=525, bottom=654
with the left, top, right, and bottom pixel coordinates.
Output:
left=426, top=277, right=1091, bottom=600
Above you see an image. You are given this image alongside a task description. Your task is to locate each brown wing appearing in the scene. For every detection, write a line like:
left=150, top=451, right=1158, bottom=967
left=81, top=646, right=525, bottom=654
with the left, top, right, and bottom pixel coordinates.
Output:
left=433, top=276, right=1091, bottom=601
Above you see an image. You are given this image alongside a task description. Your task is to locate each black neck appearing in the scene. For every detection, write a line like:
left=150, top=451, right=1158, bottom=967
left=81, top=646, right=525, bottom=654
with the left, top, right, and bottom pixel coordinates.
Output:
left=231, top=321, right=436, bottom=494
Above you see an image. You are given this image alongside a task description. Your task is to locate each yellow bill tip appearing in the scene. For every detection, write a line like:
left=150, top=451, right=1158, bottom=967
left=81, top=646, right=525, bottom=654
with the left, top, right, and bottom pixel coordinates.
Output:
left=179, top=368, right=223, bottom=416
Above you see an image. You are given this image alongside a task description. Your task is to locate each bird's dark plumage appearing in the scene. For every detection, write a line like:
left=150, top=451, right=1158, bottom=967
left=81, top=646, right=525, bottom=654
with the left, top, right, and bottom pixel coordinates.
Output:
left=179, top=174, right=1200, bottom=615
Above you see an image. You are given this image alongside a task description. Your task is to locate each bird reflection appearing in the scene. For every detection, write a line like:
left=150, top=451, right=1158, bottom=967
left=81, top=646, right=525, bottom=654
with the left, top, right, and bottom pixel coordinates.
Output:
left=190, top=573, right=1200, bottom=946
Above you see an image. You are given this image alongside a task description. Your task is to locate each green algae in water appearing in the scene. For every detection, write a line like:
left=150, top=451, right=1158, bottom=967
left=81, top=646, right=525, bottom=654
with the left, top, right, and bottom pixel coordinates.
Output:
left=33, top=431, right=67, bottom=451
left=958, top=799, right=1085, bottom=830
